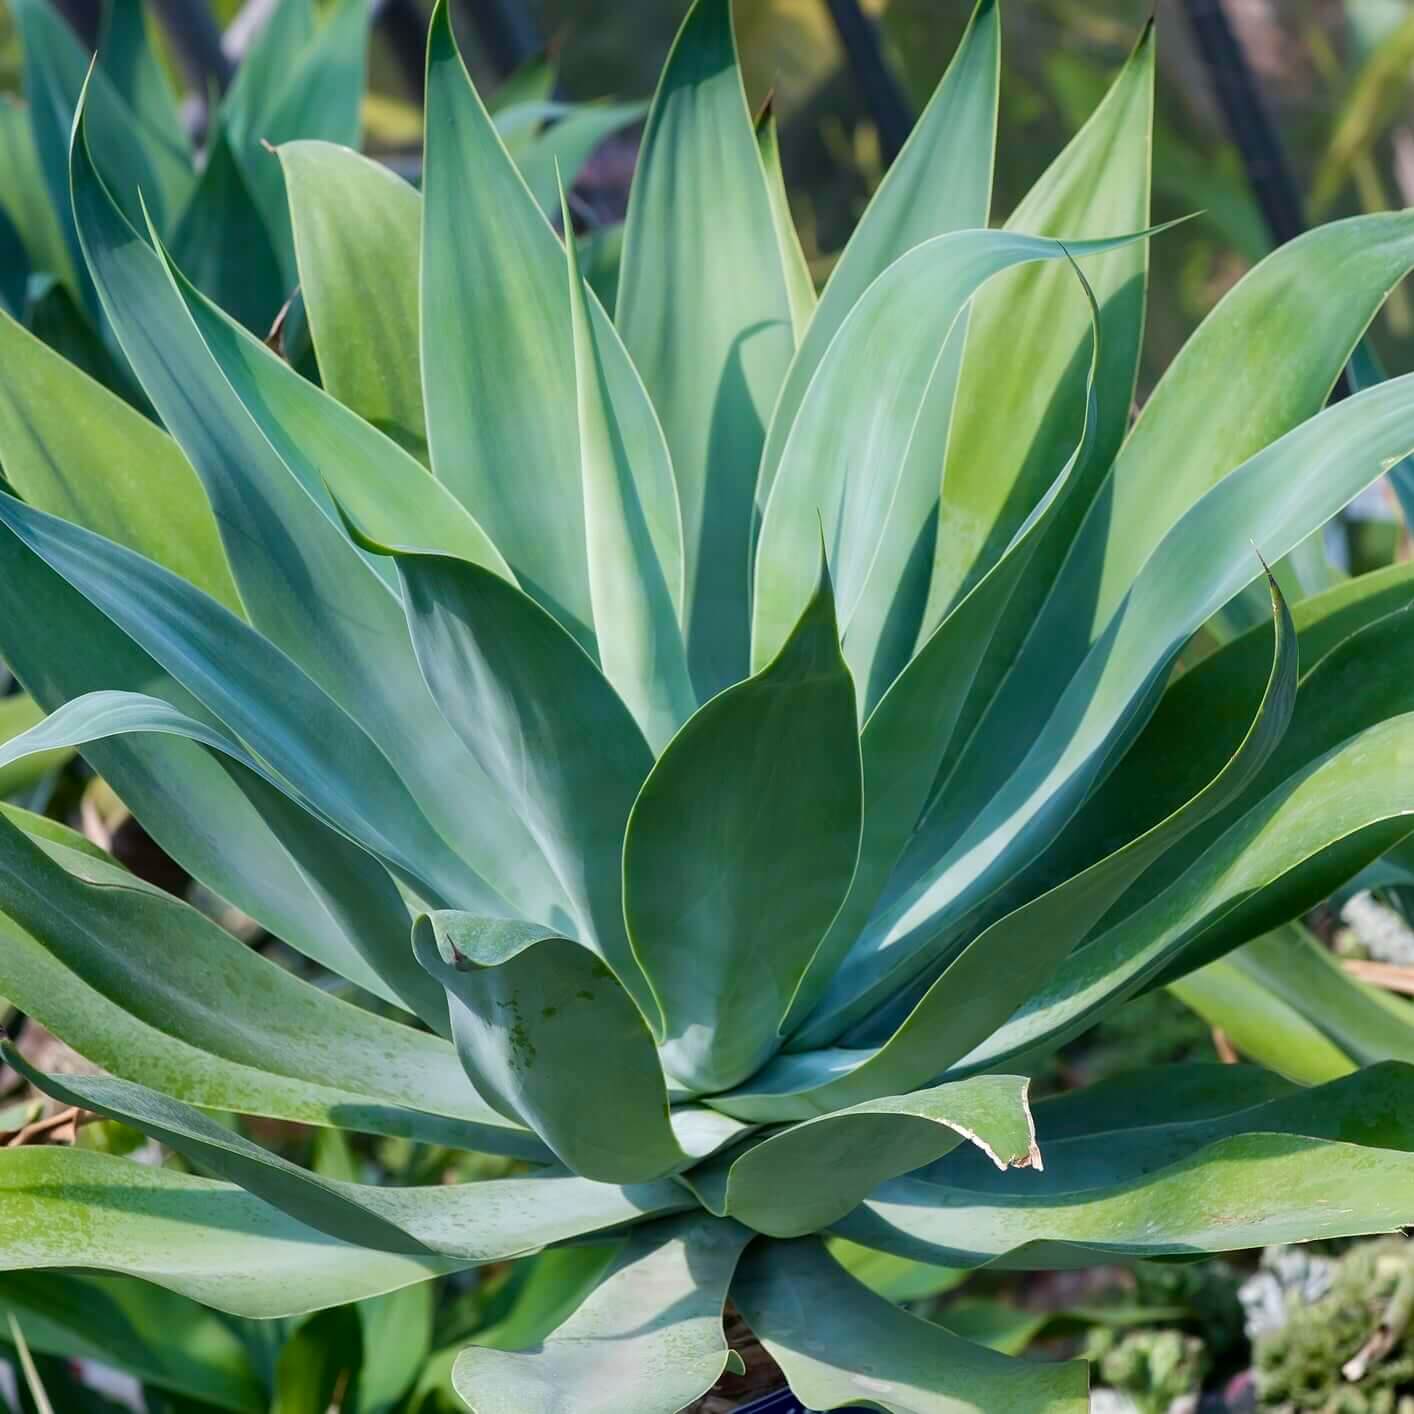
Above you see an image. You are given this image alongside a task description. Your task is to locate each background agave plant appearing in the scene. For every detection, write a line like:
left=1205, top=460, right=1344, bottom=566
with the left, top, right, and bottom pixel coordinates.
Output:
left=6, top=0, right=1414, bottom=1409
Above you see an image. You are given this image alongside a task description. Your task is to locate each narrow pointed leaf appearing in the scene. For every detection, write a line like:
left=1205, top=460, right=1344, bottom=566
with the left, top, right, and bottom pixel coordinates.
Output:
left=733, top=1237, right=1088, bottom=1414
left=98, top=0, right=189, bottom=168
left=624, top=559, right=861, bottom=1094
left=8, top=1046, right=688, bottom=1261
left=453, top=1215, right=752, bottom=1414
left=754, top=100, right=815, bottom=341
left=755, top=0, right=1000, bottom=506
left=0, top=308, right=240, bottom=612
left=279, top=140, right=426, bottom=461
left=413, top=912, right=691, bottom=1183
left=421, top=1, right=678, bottom=657
left=517, top=102, right=647, bottom=217
left=0, top=97, right=75, bottom=291
left=617, top=0, right=798, bottom=696
left=564, top=183, right=693, bottom=753
left=925, top=22, right=1153, bottom=629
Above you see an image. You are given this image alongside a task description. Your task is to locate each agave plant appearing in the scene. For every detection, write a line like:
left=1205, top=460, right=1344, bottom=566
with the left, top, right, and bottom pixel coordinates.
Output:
left=7, top=0, right=1414, bottom=1408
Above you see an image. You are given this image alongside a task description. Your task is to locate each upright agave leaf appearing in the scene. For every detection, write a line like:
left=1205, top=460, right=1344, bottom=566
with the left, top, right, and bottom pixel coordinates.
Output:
left=4, top=5, right=1414, bottom=1413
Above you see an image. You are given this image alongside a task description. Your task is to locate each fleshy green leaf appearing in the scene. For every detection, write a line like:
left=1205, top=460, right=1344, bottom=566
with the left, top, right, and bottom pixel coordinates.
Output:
left=732, top=1237, right=1088, bottom=1414
left=753, top=99, right=815, bottom=342
left=0, top=308, right=241, bottom=613
left=453, top=1215, right=751, bottom=1414
left=755, top=0, right=999, bottom=507
left=0, top=805, right=538, bottom=1153
left=517, top=102, right=646, bottom=217
left=278, top=140, right=426, bottom=461
left=0, top=1147, right=454, bottom=1318
left=838, top=1066, right=1414, bottom=1269
left=0, top=694, right=73, bottom=797
left=563, top=182, right=693, bottom=753
left=421, top=1, right=678, bottom=659
left=0, top=96, right=75, bottom=291
left=357, top=538, right=655, bottom=1009
left=925, top=21, right=1153, bottom=632
left=617, top=0, right=798, bottom=697
left=8, top=1045, right=689, bottom=1261
left=97, top=0, right=190, bottom=170
left=413, top=913, right=701, bottom=1183
left=694, top=1075, right=1037, bottom=1237
left=624, top=556, right=861, bottom=1094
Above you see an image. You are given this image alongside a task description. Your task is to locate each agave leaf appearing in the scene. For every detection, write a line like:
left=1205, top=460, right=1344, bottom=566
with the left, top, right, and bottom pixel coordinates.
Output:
left=0, top=1272, right=262, bottom=1413
left=355, top=1282, right=434, bottom=1414
left=0, top=309, right=240, bottom=613
left=15, top=0, right=189, bottom=273
left=0, top=806, right=544, bottom=1153
left=166, top=254, right=512, bottom=581
left=488, top=51, right=557, bottom=113
left=453, top=1215, right=752, bottom=1414
left=955, top=712, right=1414, bottom=1075
left=0, top=1148, right=460, bottom=1318
left=1168, top=957, right=1356, bottom=1085
left=691, top=1075, right=1037, bottom=1238
left=751, top=228, right=1149, bottom=692
left=617, top=0, right=798, bottom=698
left=71, top=114, right=563, bottom=920
left=732, top=1237, right=1088, bottom=1414
left=278, top=140, right=426, bottom=461
left=754, top=100, right=815, bottom=342
left=755, top=0, right=999, bottom=507
left=0, top=695, right=73, bottom=797
left=219, top=0, right=316, bottom=152
left=413, top=913, right=713, bottom=1183
left=563, top=182, right=694, bottom=753
left=0, top=204, right=29, bottom=319
left=1036, top=559, right=1414, bottom=895
left=924, top=213, right=1414, bottom=894
left=517, top=102, right=646, bottom=217
left=421, top=1, right=679, bottom=661
left=624, top=555, right=861, bottom=1094
left=0, top=97, right=75, bottom=292
left=8, top=1047, right=689, bottom=1261
left=0, top=492, right=508, bottom=915
left=932, top=1063, right=1414, bottom=1196
left=925, top=21, right=1152, bottom=632
left=778, top=265, right=1099, bottom=1036
left=1187, top=924, right=1414, bottom=1070
left=352, top=534, right=655, bottom=1007
left=820, top=372, right=1414, bottom=1045
left=97, top=0, right=189, bottom=168
left=837, top=1090, right=1414, bottom=1269
left=168, top=124, right=286, bottom=335
left=0, top=524, right=466, bottom=1014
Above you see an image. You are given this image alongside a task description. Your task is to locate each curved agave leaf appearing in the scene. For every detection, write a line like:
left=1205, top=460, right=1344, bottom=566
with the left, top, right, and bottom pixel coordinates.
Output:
left=779, top=263, right=1100, bottom=1035
left=624, top=556, right=861, bottom=1094
left=421, top=1, right=679, bottom=661
left=0, top=1148, right=454, bottom=1318
left=0, top=806, right=544, bottom=1154
left=516, top=101, right=647, bottom=218
left=754, top=100, right=815, bottom=341
left=689, top=1075, right=1036, bottom=1238
left=0, top=97, right=75, bottom=294
left=617, top=0, right=797, bottom=697
left=453, top=1215, right=752, bottom=1414
left=352, top=534, right=654, bottom=1003
left=732, top=1236, right=1088, bottom=1414
left=279, top=140, right=426, bottom=460
left=752, top=228, right=1152, bottom=694
left=563, top=184, right=693, bottom=753
left=8, top=1047, right=689, bottom=1261
left=0, top=309, right=240, bottom=614
left=817, top=372, right=1414, bottom=1045
left=0, top=494, right=503, bottom=913
left=1034, top=559, right=1414, bottom=896
left=219, top=0, right=315, bottom=151
left=98, top=0, right=189, bottom=170
left=925, top=20, right=1152, bottom=632
left=0, top=525, right=458, bottom=1011
left=836, top=1115, right=1414, bottom=1270
left=933, top=1063, right=1414, bottom=1196
left=755, top=0, right=999, bottom=508
left=414, top=913, right=724, bottom=1183
left=748, top=572, right=1293, bottom=1113
left=919, top=212, right=1414, bottom=899
left=69, top=106, right=560, bottom=921
left=955, top=711, right=1414, bottom=1075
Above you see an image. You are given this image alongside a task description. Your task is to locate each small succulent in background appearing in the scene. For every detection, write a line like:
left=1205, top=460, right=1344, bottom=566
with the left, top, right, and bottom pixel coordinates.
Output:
left=4, top=0, right=1414, bottom=1409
